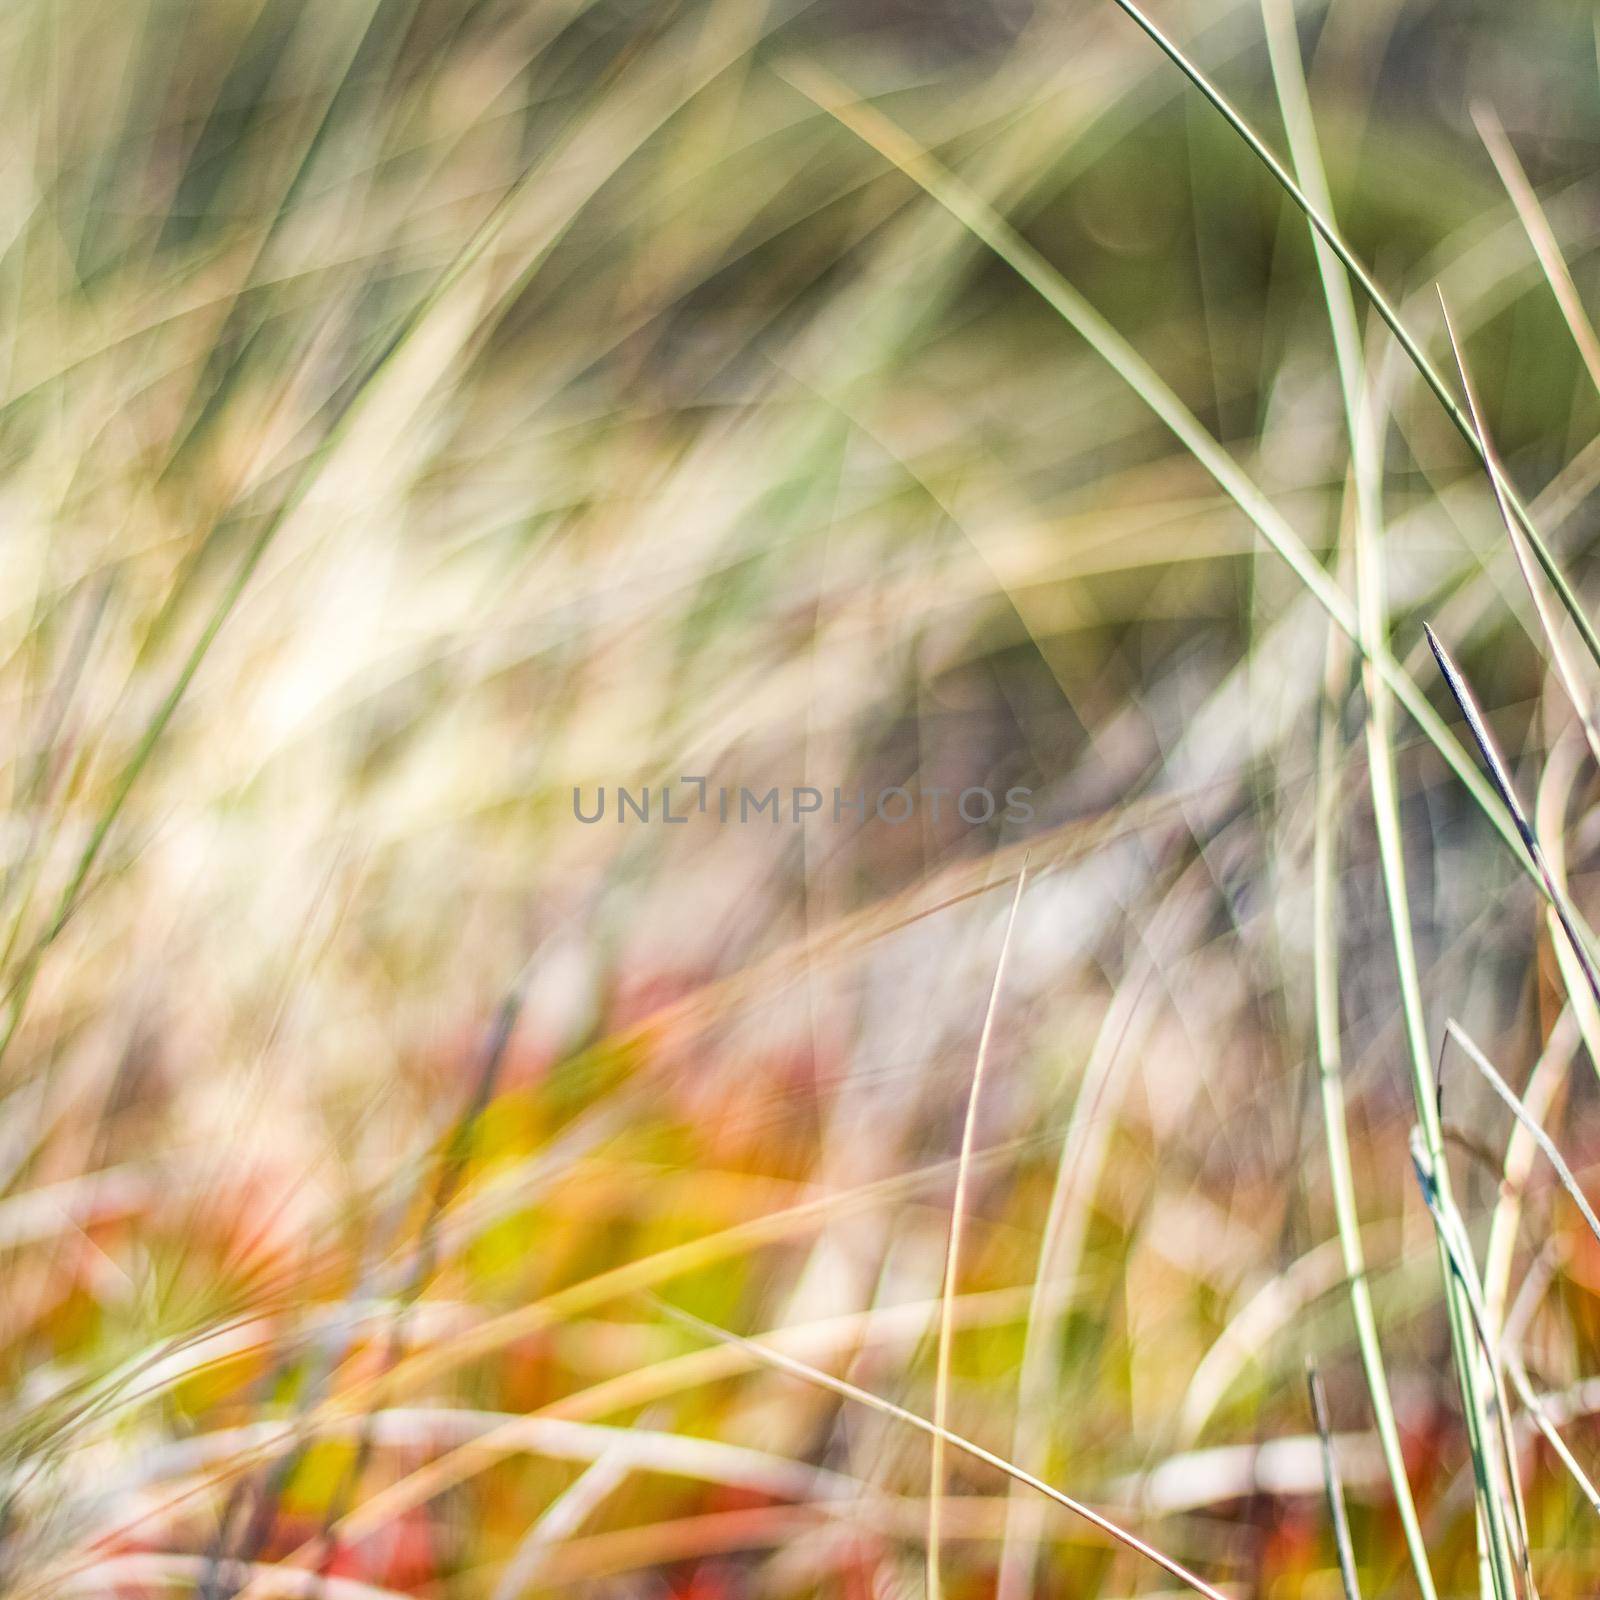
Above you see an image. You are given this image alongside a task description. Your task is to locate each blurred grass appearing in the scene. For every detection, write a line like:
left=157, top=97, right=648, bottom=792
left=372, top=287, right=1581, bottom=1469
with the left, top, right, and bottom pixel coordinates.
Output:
left=4, top=0, right=1600, bottom=1596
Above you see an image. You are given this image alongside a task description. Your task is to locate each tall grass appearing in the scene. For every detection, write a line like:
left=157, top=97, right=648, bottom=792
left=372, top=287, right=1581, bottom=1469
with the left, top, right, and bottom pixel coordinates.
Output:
left=3, top=1, right=1600, bottom=1597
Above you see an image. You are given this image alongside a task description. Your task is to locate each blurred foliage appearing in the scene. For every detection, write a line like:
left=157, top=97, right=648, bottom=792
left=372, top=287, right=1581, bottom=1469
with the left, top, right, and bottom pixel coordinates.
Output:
left=3, top=1, right=1600, bottom=1597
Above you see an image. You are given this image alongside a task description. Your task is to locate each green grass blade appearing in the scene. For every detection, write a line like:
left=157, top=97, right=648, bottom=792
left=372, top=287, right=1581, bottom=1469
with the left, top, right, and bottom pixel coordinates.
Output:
left=1106, top=0, right=1600, bottom=681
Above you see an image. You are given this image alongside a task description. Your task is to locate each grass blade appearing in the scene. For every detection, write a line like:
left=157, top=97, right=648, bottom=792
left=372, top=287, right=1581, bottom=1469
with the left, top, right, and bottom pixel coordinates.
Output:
left=649, top=1296, right=1232, bottom=1600
left=1445, top=1020, right=1600, bottom=1250
left=779, top=58, right=1551, bottom=896
left=1470, top=102, right=1600, bottom=396
left=1104, top=0, right=1600, bottom=680
left=1425, top=623, right=1600, bottom=1013
left=1502, top=1351, right=1600, bottom=1520
left=1307, top=1362, right=1363, bottom=1600
left=1438, top=295, right=1600, bottom=772
left=1407, top=1132, right=1533, bottom=1598
left=1261, top=0, right=1439, bottom=1583
left=929, top=860, right=1027, bottom=1600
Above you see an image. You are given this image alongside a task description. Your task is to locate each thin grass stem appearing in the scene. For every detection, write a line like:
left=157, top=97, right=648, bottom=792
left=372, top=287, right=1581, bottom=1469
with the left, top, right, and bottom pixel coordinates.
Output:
left=1104, top=0, right=1600, bottom=680
left=649, top=1297, right=1232, bottom=1600
left=929, top=861, right=1027, bottom=1600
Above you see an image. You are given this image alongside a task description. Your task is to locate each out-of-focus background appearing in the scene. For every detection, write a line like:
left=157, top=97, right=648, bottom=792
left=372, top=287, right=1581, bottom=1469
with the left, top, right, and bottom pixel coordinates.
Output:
left=4, top=0, right=1600, bottom=1595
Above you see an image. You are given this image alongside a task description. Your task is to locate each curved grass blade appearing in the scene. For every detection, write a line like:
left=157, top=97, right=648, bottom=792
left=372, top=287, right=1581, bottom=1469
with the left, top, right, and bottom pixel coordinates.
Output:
left=1307, top=1362, right=1363, bottom=1600
left=1308, top=653, right=1439, bottom=1600
left=1502, top=1350, right=1600, bottom=1520
left=1438, top=296, right=1600, bottom=772
left=1260, top=1, right=1441, bottom=1585
left=648, top=1296, right=1233, bottom=1600
left=1446, top=1021, right=1600, bottom=1250
left=1425, top=623, right=1600, bottom=1011
left=928, top=860, right=1027, bottom=1600
left=778, top=58, right=1547, bottom=896
left=1407, top=1131, right=1534, bottom=1599
left=1470, top=102, right=1600, bottom=396
left=1104, top=0, right=1600, bottom=680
